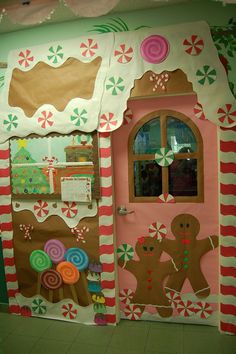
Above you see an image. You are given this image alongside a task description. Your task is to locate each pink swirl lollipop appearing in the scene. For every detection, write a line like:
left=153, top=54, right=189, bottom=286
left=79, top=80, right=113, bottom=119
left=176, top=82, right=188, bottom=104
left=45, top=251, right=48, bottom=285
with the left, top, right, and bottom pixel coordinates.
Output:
left=44, top=239, right=66, bottom=264
left=140, top=35, right=169, bottom=64
left=40, top=269, right=63, bottom=290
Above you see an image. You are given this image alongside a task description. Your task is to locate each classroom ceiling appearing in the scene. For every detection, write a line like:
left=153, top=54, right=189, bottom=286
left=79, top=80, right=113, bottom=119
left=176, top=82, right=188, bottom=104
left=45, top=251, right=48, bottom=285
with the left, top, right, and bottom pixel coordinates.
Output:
left=0, top=0, right=227, bottom=34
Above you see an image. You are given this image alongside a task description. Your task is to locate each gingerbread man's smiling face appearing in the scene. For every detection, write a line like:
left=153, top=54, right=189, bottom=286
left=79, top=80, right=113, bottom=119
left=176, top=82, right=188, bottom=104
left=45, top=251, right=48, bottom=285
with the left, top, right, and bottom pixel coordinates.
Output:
left=136, top=237, right=162, bottom=259
left=171, top=214, right=200, bottom=241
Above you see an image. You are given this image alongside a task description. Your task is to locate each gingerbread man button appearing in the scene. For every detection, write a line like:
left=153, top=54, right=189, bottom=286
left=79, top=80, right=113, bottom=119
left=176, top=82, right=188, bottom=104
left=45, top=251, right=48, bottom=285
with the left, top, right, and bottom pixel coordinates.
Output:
left=162, top=213, right=218, bottom=298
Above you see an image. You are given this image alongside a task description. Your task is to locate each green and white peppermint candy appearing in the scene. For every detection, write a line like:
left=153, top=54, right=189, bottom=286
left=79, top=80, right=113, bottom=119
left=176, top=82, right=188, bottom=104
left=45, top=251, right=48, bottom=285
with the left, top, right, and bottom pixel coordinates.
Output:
left=155, top=147, right=174, bottom=166
left=196, top=65, right=216, bottom=85
left=106, top=76, right=125, bottom=95
left=117, top=243, right=134, bottom=262
left=47, top=45, right=64, bottom=64
left=3, top=114, right=18, bottom=131
left=32, top=298, right=47, bottom=315
left=70, top=108, right=88, bottom=126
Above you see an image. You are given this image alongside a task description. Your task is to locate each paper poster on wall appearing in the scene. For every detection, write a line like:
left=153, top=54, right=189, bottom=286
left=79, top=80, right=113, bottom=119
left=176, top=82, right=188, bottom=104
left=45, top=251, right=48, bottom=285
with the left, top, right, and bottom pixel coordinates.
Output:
left=61, top=177, right=92, bottom=202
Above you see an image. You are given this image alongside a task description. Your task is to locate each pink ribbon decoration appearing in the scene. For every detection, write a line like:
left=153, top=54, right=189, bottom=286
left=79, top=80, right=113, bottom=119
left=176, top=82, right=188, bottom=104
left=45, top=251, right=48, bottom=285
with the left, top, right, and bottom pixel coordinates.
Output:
left=19, top=224, right=33, bottom=240
left=71, top=226, right=89, bottom=243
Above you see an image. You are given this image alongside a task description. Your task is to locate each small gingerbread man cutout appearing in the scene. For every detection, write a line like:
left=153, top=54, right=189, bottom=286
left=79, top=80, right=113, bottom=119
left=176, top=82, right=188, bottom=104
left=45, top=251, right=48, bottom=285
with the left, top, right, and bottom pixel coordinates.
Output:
left=162, top=213, right=218, bottom=298
left=118, top=236, right=180, bottom=318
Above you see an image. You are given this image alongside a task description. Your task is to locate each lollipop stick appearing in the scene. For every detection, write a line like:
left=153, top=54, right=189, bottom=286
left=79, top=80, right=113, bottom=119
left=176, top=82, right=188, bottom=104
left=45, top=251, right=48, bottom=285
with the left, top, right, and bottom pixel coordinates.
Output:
left=36, top=273, right=41, bottom=295
left=48, top=290, right=53, bottom=303
left=58, top=287, right=64, bottom=301
left=70, top=285, right=78, bottom=303
left=122, top=260, right=127, bottom=269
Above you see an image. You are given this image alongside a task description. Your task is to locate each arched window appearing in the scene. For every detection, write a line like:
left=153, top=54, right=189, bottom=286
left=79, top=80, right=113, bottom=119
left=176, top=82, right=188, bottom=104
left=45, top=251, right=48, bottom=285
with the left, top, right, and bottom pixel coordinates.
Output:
left=128, top=110, right=204, bottom=203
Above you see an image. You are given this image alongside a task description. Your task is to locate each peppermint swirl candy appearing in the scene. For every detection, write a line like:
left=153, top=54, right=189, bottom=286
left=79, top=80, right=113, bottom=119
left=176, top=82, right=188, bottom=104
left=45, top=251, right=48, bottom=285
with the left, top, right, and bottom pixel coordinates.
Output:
left=140, top=35, right=169, bottom=64
left=40, top=269, right=63, bottom=290
left=56, top=261, right=80, bottom=285
left=64, top=248, right=89, bottom=271
left=30, top=250, right=52, bottom=272
left=44, top=239, right=66, bottom=264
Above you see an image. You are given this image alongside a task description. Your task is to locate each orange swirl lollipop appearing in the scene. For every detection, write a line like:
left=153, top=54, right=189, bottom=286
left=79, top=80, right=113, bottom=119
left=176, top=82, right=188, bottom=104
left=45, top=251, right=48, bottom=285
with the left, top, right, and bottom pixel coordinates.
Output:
left=56, top=261, right=80, bottom=303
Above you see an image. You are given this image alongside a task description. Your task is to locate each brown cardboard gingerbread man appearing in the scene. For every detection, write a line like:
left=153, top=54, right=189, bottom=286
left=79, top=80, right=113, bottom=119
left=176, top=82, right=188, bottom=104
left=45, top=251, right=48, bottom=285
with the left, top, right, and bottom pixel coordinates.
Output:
left=118, top=236, right=180, bottom=317
left=162, top=213, right=218, bottom=298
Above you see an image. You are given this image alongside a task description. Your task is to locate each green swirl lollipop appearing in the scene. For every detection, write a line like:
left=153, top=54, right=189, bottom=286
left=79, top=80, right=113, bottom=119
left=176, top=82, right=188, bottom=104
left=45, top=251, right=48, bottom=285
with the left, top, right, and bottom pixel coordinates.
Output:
left=30, top=250, right=52, bottom=273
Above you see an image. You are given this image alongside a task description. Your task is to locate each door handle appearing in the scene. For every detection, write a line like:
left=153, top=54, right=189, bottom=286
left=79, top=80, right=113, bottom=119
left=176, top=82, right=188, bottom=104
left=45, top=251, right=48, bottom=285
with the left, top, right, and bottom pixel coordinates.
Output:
left=117, top=206, right=134, bottom=215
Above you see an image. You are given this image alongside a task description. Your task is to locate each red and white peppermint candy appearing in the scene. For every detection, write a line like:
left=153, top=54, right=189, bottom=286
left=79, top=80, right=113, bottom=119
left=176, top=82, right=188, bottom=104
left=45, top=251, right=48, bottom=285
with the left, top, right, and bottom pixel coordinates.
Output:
left=38, top=111, right=54, bottom=129
left=61, top=202, right=78, bottom=218
left=18, top=49, right=34, bottom=68
left=166, top=291, right=182, bottom=308
left=124, top=304, right=142, bottom=320
left=183, top=35, right=204, bottom=56
left=177, top=300, right=195, bottom=317
left=80, top=38, right=98, bottom=57
left=157, top=193, right=175, bottom=203
left=99, top=112, right=117, bottom=131
left=62, top=303, right=77, bottom=320
left=114, top=44, right=133, bottom=64
left=194, top=102, right=207, bottom=120
left=217, top=103, right=236, bottom=125
left=194, top=302, right=213, bottom=319
left=33, top=200, right=49, bottom=217
left=123, top=108, right=133, bottom=126
left=119, top=289, right=134, bottom=305
left=148, top=222, right=167, bottom=241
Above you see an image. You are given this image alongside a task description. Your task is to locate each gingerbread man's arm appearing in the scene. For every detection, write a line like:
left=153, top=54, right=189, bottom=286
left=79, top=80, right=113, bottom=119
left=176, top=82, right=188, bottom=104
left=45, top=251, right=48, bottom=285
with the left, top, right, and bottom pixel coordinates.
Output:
left=196, top=235, right=219, bottom=257
left=161, top=239, right=178, bottom=258
left=161, top=258, right=181, bottom=278
left=118, top=258, right=139, bottom=276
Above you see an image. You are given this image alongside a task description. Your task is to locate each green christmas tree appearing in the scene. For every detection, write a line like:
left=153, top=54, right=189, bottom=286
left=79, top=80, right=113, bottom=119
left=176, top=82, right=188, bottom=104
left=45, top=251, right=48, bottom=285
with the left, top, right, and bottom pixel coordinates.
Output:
left=12, top=139, right=50, bottom=194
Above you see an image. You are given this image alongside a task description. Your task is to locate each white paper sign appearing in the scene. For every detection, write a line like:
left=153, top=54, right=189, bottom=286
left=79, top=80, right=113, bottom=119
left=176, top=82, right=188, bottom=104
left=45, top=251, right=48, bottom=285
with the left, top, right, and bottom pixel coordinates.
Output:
left=61, top=177, right=92, bottom=202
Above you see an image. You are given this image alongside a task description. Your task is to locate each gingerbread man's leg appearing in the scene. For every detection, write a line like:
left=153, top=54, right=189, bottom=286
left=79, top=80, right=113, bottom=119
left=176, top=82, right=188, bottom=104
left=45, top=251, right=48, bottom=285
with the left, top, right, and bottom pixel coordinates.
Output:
left=188, top=268, right=210, bottom=298
left=156, top=298, right=173, bottom=318
left=165, top=270, right=186, bottom=294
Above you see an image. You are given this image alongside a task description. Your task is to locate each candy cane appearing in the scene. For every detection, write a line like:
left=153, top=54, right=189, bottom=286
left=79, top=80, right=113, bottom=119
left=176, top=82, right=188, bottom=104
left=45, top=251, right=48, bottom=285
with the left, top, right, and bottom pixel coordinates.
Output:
left=71, top=226, right=89, bottom=243
left=19, top=224, right=33, bottom=240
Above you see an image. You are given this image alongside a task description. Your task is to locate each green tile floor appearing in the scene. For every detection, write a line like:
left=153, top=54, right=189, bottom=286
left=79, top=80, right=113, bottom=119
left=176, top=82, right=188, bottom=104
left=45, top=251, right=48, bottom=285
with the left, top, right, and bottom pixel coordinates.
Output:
left=0, top=311, right=235, bottom=354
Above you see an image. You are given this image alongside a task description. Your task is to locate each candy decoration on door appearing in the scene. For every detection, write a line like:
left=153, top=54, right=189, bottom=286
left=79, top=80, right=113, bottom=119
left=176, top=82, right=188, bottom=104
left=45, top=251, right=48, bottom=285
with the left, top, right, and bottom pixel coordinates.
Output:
left=3, top=114, right=18, bottom=131
left=47, top=45, right=64, bottom=64
left=33, top=200, right=49, bottom=217
left=37, top=111, right=54, bottom=129
left=148, top=222, right=167, bottom=241
left=106, top=76, right=125, bottom=95
left=124, top=304, right=142, bottom=320
left=176, top=300, right=195, bottom=317
left=155, top=147, right=174, bottom=166
left=140, top=35, right=169, bottom=64
left=196, top=65, right=217, bottom=85
left=194, top=302, right=213, bottom=319
left=61, top=303, right=78, bottom=319
left=117, top=243, right=134, bottom=268
left=31, top=298, right=47, bottom=315
left=183, top=35, right=204, bottom=55
left=156, top=193, right=175, bottom=203
left=119, top=288, right=134, bottom=305
left=217, top=103, right=236, bottom=125
left=80, top=39, right=98, bottom=58
left=194, top=102, right=207, bottom=120
left=114, top=44, right=133, bottom=64
left=61, top=202, right=78, bottom=218
left=18, top=49, right=34, bottom=68
left=99, top=112, right=117, bottom=131
left=123, top=108, right=133, bottom=126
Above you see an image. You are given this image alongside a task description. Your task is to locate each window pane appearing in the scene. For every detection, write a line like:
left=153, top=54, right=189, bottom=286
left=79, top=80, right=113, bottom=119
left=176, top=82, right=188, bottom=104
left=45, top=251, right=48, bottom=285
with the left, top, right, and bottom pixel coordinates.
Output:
left=133, top=118, right=161, bottom=154
left=167, top=117, right=197, bottom=153
left=169, top=159, right=197, bottom=196
left=134, top=160, right=162, bottom=196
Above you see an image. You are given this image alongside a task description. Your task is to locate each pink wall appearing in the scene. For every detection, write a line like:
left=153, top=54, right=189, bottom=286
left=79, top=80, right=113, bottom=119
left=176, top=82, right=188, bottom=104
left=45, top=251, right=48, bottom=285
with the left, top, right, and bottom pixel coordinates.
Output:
left=112, top=94, right=219, bottom=295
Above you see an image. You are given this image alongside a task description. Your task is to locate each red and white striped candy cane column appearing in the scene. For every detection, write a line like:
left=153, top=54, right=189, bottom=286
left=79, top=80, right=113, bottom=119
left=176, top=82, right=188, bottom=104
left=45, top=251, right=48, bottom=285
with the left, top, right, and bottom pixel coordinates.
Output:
left=98, top=132, right=117, bottom=324
left=0, top=142, right=20, bottom=314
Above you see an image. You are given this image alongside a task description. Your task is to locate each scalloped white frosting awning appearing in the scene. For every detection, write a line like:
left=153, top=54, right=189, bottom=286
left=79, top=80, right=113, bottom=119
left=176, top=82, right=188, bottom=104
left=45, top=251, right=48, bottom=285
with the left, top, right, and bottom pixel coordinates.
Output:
left=0, top=21, right=235, bottom=143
